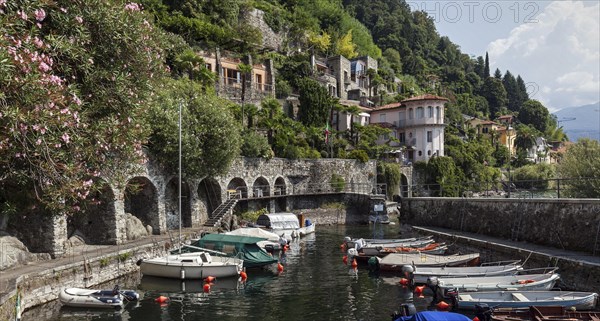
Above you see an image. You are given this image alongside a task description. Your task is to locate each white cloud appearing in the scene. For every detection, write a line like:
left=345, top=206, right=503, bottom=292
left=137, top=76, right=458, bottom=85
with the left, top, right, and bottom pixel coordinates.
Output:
left=487, top=1, right=600, bottom=110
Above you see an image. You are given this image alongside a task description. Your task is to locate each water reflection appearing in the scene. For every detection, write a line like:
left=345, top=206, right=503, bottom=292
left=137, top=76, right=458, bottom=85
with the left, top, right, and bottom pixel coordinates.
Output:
left=25, top=224, right=467, bottom=321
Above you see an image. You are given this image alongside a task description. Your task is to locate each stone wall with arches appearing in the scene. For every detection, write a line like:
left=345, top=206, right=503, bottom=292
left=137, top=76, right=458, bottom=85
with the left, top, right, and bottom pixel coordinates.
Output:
left=3, top=157, right=377, bottom=257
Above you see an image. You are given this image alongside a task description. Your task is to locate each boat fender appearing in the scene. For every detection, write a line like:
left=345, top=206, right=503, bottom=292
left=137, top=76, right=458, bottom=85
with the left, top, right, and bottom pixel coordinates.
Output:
left=136, top=259, right=143, bottom=266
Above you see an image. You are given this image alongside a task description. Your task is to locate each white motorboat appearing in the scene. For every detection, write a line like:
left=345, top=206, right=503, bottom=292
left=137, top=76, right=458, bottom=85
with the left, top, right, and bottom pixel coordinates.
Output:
left=457, top=290, right=598, bottom=310
left=58, top=286, right=139, bottom=308
left=255, top=213, right=316, bottom=240
left=140, top=251, right=243, bottom=279
left=412, top=263, right=523, bottom=283
left=225, top=227, right=283, bottom=252
left=436, top=272, right=560, bottom=292
left=377, top=253, right=481, bottom=271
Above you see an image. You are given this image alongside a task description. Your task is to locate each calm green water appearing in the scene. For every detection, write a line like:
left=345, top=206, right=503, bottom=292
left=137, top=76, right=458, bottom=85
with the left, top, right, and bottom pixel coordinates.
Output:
left=26, top=225, right=453, bottom=321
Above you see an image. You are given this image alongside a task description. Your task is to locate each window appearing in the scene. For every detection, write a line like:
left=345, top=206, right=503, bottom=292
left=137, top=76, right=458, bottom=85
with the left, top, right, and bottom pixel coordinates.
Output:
left=436, top=106, right=441, bottom=120
left=427, top=131, right=432, bottom=142
left=399, top=132, right=405, bottom=143
left=482, top=127, right=489, bottom=134
left=428, top=106, right=433, bottom=117
left=416, top=107, right=424, bottom=119
left=256, top=74, right=262, bottom=84
left=428, top=150, right=432, bottom=156
left=409, top=108, right=414, bottom=120
left=205, top=63, right=212, bottom=71
left=418, top=151, right=422, bottom=156
left=380, top=114, right=386, bottom=122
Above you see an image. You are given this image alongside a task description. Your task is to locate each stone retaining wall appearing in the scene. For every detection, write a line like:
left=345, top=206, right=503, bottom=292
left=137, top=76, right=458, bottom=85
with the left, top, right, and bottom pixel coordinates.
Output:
left=401, top=197, right=600, bottom=254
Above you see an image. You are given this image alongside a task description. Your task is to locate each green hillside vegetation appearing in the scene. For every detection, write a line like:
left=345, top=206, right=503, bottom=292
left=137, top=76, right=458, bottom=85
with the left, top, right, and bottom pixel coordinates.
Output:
left=1, top=0, right=595, bottom=217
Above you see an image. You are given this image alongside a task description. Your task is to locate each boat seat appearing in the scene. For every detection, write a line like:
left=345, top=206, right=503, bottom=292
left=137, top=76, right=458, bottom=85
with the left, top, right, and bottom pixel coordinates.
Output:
left=459, top=294, right=474, bottom=301
left=511, top=293, right=530, bottom=301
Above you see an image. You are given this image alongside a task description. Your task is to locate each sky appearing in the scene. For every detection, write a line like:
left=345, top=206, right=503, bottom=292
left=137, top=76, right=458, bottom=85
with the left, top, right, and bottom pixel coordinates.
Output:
left=427, top=0, right=600, bottom=112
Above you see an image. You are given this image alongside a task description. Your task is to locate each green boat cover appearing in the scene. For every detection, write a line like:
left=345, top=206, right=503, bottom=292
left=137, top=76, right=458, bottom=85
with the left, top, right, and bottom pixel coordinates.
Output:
left=177, top=234, right=278, bottom=268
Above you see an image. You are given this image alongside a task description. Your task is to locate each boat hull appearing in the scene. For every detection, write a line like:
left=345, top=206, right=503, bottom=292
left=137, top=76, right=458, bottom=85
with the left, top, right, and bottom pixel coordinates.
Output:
left=437, top=273, right=559, bottom=292
left=457, top=291, right=598, bottom=311
left=378, top=253, right=481, bottom=271
left=140, top=253, right=243, bottom=279
left=58, top=288, right=129, bottom=308
left=412, top=264, right=523, bottom=284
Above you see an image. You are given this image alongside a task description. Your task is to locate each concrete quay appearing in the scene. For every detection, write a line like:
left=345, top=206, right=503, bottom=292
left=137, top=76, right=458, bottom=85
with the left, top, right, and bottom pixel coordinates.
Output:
left=412, top=226, right=600, bottom=294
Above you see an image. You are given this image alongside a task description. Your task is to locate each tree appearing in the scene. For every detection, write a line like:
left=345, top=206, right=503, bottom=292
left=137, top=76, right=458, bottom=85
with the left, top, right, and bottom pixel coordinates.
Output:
left=514, top=124, right=539, bottom=153
left=502, top=70, right=519, bottom=112
left=0, top=0, right=167, bottom=214
left=474, top=56, right=485, bottom=79
left=519, top=100, right=550, bottom=133
left=426, top=156, right=462, bottom=197
left=484, top=52, right=490, bottom=78
left=297, top=78, right=336, bottom=128
left=479, top=77, right=508, bottom=117
left=146, top=79, right=242, bottom=178
left=557, top=139, right=600, bottom=198
left=515, top=75, right=529, bottom=111
left=238, top=62, right=253, bottom=127
left=493, top=68, right=502, bottom=79
left=335, top=29, right=358, bottom=59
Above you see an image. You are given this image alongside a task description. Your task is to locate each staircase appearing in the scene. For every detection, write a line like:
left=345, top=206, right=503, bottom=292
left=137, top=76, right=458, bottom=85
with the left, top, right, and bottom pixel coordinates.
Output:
left=203, top=199, right=238, bottom=227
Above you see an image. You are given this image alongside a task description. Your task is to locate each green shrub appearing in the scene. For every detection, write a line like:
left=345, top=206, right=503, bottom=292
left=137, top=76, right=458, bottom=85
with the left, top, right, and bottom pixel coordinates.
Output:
left=348, top=149, right=369, bottom=163
left=240, top=208, right=268, bottom=222
left=330, top=174, right=346, bottom=192
left=241, top=130, right=273, bottom=159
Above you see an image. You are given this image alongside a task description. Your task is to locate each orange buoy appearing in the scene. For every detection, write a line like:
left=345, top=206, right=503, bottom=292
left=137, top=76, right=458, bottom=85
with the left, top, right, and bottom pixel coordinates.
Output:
left=155, top=296, right=169, bottom=303
left=436, top=301, right=450, bottom=310
left=351, top=259, right=358, bottom=268
left=240, top=271, right=248, bottom=281
left=473, top=317, right=480, bottom=321
left=204, top=276, right=216, bottom=283
left=277, top=263, right=284, bottom=272
left=342, top=255, right=348, bottom=265
left=203, top=283, right=211, bottom=293
left=414, top=285, right=425, bottom=298
left=399, top=278, right=409, bottom=286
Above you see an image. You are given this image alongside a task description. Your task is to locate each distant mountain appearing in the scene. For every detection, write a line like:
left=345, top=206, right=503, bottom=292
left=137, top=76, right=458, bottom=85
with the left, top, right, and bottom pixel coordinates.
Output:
left=553, top=102, right=600, bottom=142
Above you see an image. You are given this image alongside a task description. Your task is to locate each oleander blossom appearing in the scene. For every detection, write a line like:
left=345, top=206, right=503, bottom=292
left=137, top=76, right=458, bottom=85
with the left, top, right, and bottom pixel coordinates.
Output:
left=124, top=2, right=141, bottom=12
left=75, top=16, right=83, bottom=24
left=34, top=9, right=46, bottom=21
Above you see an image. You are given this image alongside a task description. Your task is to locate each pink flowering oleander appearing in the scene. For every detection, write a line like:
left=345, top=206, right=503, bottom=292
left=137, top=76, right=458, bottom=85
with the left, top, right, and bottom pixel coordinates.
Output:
left=34, top=8, right=46, bottom=21
left=124, top=2, right=141, bottom=11
left=0, top=0, right=6, bottom=6
left=75, top=16, right=83, bottom=23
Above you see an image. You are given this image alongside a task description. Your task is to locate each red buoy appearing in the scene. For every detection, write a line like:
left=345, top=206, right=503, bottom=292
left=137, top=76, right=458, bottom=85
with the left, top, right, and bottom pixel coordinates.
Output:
left=351, top=259, right=358, bottom=268
left=204, top=276, right=216, bottom=283
left=203, top=283, right=211, bottom=293
left=155, top=296, right=169, bottom=303
left=399, top=278, right=409, bottom=286
left=240, top=271, right=248, bottom=281
left=436, top=301, right=450, bottom=310
left=414, top=285, right=425, bottom=298
left=277, top=263, right=284, bottom=272
left=473, top=317, right=480, bottom=321
left=342, top=255, right=348, bottom=265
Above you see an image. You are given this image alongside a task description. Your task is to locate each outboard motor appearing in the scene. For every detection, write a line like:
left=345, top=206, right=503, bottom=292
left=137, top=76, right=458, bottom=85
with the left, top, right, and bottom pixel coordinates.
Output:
left=401, top=265, right=415, bottom=287
left=390, top=303, right=417, bottom=320
left=475, top=304, right=492, bottom=321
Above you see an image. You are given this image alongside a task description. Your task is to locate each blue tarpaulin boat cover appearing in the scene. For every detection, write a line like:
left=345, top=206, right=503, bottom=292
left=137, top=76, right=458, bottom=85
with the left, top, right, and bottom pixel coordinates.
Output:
left=395, top=311, right=471, bottom=321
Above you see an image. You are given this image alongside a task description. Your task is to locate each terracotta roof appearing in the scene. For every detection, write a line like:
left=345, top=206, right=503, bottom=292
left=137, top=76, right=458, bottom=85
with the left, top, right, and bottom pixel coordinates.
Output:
left=401, top=94, right=449, bottom=102
left=371, top=102, right=403, bottom=111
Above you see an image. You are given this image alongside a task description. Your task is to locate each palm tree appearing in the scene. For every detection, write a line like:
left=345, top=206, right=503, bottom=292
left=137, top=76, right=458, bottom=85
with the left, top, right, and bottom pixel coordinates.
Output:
left=237, top=63, right=253, bottom=126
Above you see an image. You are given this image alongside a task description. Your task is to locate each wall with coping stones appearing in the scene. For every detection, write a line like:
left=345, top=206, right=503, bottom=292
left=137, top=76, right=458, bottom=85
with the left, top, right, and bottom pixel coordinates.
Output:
left=401, top=197, right=600, bottom=254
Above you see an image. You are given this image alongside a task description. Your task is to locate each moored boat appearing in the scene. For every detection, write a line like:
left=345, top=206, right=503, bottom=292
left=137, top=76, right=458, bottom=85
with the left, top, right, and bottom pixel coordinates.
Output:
left=256, top=212, right=316, bottom=239
left=456, top=291, right=598, bottom=311
left=485, top=305, right=600, bottom=321
left=436, top=272, right=560, bottom=292
left=58, top=286, right=139, bottom=309
left=393, top=311, right=472, bottom=321
left=177, top=233, right=278, bottom=268
left=410, top=263, right=523, bottom=284
left=376, top=253, right=481, bottom=271
left=140, top=252, right=243, bottom=279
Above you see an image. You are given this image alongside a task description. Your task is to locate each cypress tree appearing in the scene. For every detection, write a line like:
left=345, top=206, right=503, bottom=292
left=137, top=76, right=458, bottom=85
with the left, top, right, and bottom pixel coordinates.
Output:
left=484, top=52, right=490, bottom=78
left=494, top=68, right=502, bottom=79
left=503, top=70, right=519, bottom=112
left=516, top=75, right=529, bottom=111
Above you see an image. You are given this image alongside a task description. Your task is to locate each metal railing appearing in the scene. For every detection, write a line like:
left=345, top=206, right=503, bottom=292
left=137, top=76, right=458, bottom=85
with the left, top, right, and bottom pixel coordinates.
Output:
left=410, top=177, right=600, bottom=199
left=226, top=182, right=384, bottom=200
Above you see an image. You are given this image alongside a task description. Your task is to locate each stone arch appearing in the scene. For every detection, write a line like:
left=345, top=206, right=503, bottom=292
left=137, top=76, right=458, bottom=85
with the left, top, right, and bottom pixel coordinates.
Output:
left=124, top=176, right=159, bottom=234
left=274, top=176, right=287, bottom=195
left=400, top=174, right=409, bottom=198
left=252, top=176, right=270, bottom=197
left=165, top=177, right=192, bottom=229
left=227, top=177, right=248, bottom=199
left=67, top=180, right=117, bottom=245
left=198, top=177, right=222, bottom=216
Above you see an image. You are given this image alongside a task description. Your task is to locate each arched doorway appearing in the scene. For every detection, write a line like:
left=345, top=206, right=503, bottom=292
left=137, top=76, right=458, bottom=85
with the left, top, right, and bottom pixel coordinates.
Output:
left=252, top=177, right=270, bottom=197
left=68, top=181, right=117, bottom=244
left=227, top=177, right=248, bottom=199
left=165, top=177, right=191, bottom=229
left=400, top=174, right=409, bottom=198
left=274, top=177, right=286, bottom=195
left=124, top=176, right=159, bottom=234
left=198, top=178, right=222, bottom=216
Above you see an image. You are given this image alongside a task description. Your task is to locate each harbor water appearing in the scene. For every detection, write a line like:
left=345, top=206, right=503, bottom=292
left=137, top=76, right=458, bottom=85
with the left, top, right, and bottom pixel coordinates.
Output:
left=25, top=224, right=458, bottom=321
